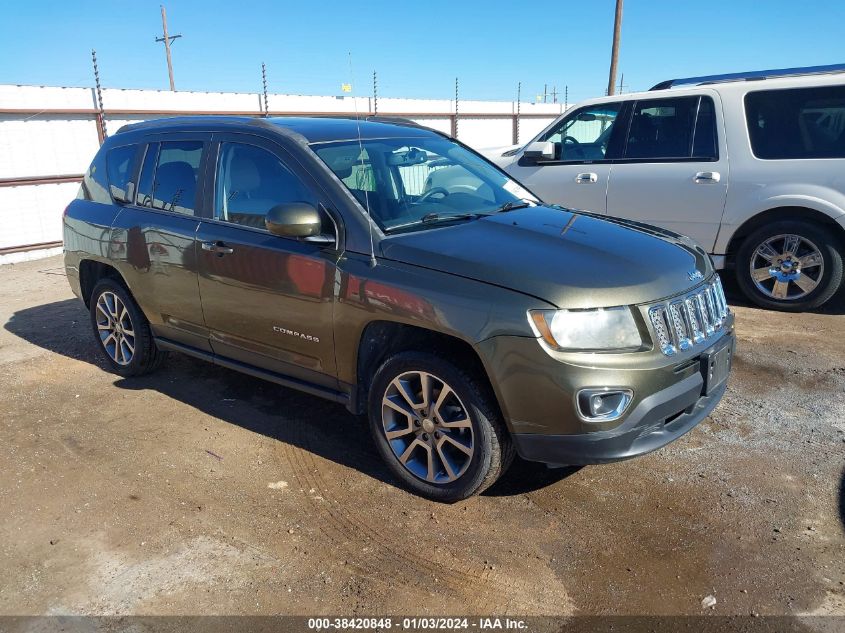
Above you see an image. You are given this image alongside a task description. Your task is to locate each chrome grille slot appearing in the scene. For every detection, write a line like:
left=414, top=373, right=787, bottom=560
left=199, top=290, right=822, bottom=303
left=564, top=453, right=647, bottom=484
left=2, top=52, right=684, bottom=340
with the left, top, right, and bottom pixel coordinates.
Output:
left=705, top=286, right=721, bottom=330
left=648, top=306, right=676, bottom=356
left=649, top=275, right=730, bottom=356
left=668, top=301, right=692, bottom=351
left=714, top=276, right=728, bottom=319
left=696, top=291, right=714, bottom=337
left=684, top=296, right=705, bottom=344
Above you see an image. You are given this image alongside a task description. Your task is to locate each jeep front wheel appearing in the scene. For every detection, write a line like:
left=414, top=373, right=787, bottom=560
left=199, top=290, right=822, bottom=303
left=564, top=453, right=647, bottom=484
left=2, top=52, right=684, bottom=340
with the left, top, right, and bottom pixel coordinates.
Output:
left=368, top=352, right=513, bottom=502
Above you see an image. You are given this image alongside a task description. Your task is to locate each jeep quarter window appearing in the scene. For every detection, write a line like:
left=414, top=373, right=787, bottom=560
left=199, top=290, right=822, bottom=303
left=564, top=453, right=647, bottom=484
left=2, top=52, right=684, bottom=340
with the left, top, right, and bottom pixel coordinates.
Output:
left=64, top=116, right=734, bottom=501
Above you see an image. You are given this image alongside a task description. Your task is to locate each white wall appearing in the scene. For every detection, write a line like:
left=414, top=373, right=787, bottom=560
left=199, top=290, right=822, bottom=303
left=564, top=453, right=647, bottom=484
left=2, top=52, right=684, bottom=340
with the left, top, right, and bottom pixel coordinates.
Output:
left=0, top=84, right=563, bottom=259
left=0, top=182, right=78, bottom=249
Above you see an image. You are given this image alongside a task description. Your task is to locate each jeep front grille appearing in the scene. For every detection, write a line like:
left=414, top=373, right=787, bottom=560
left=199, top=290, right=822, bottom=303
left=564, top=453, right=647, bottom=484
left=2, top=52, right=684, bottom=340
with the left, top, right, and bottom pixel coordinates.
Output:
left=648, top=275, right=729, bottom=356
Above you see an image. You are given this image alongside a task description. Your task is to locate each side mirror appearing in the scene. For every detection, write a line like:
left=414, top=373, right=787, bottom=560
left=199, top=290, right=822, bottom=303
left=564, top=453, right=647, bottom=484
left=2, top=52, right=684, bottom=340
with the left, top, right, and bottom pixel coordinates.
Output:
left=523, top=141, right=555, bottom=162
left=265, top=202, right=322, bottom=238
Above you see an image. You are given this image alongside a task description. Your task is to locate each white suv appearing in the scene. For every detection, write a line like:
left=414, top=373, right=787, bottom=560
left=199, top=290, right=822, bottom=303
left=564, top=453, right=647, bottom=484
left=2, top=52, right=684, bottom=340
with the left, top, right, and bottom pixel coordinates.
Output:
left=488, top=65, right=845, bottom=311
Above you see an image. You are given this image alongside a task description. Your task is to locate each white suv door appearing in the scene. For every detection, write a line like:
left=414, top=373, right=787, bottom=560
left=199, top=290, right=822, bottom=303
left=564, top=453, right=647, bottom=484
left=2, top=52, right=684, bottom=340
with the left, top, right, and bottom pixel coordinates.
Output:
left=605, top=94, right=728, bottom=251
left=504, top=102, right=625, bottom=213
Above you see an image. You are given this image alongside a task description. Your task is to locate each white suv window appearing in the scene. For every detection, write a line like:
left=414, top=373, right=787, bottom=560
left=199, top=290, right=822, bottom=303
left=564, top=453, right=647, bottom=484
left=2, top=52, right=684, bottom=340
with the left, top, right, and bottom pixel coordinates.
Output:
left=624, top=96, right=717, bottom=160
left=538, top=103, right=622, bottom=161
left=745, top=85, right=845, bottom=159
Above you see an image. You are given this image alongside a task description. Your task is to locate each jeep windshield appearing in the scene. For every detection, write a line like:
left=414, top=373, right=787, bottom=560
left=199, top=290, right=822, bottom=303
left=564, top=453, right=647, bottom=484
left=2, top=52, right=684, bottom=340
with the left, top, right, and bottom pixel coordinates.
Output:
left=312, top=135, right=538, bottom=234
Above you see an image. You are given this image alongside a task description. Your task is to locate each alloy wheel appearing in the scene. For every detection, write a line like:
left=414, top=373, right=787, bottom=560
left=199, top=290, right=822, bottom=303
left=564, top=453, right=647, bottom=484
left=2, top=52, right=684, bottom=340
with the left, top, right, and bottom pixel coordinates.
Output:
left=95, top=291, right=135, bottom=365
left=381, top=371, right=474, bottom=484
left=749, top=233, right=824, bottom=301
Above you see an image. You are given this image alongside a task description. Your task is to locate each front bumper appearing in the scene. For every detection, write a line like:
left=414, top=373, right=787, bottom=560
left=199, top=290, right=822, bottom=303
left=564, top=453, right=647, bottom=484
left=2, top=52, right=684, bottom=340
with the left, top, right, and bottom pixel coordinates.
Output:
left=478, top=324, right=735, bottom=466
left=513, top=374, right=727, bottom=466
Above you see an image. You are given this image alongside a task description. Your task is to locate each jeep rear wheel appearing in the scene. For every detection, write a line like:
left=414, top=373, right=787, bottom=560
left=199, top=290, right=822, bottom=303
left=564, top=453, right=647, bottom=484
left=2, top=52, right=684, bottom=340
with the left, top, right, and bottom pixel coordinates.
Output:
left=89, top=278, right=167, bottom=376
left=368, top=352, right=513, bottom=502
left=736, top=220, right=844, bottom=311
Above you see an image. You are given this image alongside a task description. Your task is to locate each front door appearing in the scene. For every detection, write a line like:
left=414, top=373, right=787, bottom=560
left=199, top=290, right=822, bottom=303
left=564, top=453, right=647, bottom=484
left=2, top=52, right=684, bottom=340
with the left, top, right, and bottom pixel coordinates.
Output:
left=605, top=94, right=729, bottom=251
left=506, top=102, right=625, bottom=213
left=196, top=134, right=340, bottom=387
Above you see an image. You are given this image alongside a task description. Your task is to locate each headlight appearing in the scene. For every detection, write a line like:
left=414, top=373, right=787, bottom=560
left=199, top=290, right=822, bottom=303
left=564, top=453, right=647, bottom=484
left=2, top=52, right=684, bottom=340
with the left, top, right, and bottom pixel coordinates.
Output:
left=528, top=307, right=643, bottom=351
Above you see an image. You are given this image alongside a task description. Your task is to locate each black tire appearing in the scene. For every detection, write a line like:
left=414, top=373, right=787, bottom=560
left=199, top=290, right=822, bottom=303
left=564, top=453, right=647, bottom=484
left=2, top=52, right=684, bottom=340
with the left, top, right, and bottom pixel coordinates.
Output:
left=735, top=220, right=844, bottom=311
left=367, top=351, right=514, bottom=502
left=89, top=278, right=167, bottom=376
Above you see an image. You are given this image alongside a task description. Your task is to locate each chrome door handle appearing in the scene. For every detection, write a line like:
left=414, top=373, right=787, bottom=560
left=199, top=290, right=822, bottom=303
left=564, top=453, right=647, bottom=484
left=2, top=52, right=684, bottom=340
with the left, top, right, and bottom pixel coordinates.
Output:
left=694, top=171, right=721, bottom=184
left=201, top=241, right=234, bottom=254
left=575, top=172, right=598, bottom=184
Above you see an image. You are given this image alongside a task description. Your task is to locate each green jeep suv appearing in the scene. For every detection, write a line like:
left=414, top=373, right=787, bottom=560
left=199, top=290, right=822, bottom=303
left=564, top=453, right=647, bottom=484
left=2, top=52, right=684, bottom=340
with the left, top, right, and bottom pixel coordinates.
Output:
left=63, top=116, right=734, bottom=501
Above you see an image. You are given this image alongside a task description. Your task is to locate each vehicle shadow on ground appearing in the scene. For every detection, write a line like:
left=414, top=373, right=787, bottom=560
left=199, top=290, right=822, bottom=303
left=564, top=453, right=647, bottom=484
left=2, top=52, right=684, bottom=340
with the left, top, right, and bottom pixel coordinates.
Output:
left=4, top=299, right=576, bottom=499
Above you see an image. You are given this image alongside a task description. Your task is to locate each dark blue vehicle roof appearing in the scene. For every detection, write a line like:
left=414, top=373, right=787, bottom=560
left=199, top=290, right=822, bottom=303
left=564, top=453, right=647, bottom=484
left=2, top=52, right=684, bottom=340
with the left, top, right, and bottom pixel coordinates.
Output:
left=117, top=115, right=439, bottom=144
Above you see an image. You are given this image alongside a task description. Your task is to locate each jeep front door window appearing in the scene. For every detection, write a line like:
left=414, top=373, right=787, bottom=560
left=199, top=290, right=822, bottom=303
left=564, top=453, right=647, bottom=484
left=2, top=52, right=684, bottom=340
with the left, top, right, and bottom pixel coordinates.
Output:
left=215, top=142, right=320, bottom=231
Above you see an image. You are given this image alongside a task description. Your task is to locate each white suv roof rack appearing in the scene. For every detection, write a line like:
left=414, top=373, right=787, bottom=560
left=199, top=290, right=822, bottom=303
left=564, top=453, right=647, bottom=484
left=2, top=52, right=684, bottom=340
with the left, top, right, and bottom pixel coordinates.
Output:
left=650, top=63, right=845, bottom=91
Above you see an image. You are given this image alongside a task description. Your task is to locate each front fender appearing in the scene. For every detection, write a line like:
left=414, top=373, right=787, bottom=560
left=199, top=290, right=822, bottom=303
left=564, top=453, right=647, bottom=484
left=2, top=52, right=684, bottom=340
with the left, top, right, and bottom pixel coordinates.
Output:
left=715, top=186, right=845, bottom=255
left=332, top=253, right=553, bottom=388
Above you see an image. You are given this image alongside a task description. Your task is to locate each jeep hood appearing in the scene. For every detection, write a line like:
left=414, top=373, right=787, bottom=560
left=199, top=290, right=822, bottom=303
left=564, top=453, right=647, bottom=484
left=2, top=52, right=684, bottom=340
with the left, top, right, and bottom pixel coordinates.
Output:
left=379, top=205, right=712, bottom=309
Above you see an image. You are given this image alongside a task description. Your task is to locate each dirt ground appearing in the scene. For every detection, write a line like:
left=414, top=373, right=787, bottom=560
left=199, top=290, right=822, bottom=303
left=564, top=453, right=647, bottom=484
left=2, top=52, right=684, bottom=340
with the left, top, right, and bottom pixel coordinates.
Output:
left=0, top=255, right=843, bottom=617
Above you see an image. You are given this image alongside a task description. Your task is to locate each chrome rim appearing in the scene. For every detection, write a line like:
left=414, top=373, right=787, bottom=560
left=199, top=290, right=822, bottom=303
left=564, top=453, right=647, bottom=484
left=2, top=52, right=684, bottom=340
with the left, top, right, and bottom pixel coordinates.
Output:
left=381, top=371, right=474, bottom=484
left=749, top=234, right=824, bottom=301
left=95, top=291, right=135, bottom=365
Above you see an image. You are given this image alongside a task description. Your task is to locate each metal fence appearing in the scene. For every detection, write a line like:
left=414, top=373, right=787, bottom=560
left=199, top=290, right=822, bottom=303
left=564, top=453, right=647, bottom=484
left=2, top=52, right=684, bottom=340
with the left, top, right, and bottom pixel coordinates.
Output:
left=0, top=84, right=565, bottom=261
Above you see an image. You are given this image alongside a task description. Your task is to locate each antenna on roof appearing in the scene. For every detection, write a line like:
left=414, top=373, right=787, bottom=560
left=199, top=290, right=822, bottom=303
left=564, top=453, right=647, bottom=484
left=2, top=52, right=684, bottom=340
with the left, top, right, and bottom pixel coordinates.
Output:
left=348, top=52, right=377, bottom=268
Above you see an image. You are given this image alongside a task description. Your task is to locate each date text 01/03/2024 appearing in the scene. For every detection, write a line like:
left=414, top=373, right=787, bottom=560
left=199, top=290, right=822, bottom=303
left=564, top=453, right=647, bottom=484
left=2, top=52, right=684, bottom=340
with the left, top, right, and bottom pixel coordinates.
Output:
left=307, top=617, right=528, bottom=630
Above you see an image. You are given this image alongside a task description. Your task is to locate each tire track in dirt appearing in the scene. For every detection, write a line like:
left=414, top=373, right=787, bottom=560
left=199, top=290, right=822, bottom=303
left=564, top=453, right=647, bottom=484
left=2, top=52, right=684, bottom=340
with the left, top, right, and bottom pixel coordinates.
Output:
left=270, top=412, right=573, bottom=615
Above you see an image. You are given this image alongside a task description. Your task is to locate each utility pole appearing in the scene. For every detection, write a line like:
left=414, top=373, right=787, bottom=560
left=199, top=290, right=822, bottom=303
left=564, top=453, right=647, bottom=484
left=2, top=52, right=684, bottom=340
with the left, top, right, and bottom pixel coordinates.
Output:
left=543, top=83, right=548, bottom=103
left=515, top=81, right=521, bottom=144
left=564, top=85, right=568, bottom=109
left=155, top=5, right=181, bottom=91
left=606, top=0, right=623, bottom=96
left=551, top=85, right=559, bottom=103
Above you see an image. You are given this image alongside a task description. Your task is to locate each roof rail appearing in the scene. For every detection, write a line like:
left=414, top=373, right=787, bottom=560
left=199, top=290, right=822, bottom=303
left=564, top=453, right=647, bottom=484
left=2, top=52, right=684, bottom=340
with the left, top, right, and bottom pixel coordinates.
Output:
left=650, top=63, right=845, bottom=91
left=364, top=115, right=424, bottom=127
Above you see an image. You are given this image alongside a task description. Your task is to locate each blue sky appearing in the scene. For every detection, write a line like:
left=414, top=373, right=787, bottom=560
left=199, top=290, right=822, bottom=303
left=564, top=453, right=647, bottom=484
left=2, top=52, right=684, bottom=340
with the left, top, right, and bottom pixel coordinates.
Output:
left=1, top=0, right=843, bottom=102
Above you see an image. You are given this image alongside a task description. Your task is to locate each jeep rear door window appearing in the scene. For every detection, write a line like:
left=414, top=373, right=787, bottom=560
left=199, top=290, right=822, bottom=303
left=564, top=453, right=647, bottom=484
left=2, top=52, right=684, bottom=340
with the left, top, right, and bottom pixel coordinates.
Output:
left=745, top=85, right=845, bottom=159
left=136, top=140, right=203, bottom=215
left=624, top=96, right=707, bottom=160
left=105, top=145, right=137, bottom=203
left=538, top=103, right=622, bottom=161
left=214, top=142, right=318, bottom=230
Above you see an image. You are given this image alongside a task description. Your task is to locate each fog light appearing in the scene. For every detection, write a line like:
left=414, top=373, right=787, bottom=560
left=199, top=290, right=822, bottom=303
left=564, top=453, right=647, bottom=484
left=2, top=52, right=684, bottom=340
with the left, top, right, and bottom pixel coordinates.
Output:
left=576, top=388, right=633, bottom=422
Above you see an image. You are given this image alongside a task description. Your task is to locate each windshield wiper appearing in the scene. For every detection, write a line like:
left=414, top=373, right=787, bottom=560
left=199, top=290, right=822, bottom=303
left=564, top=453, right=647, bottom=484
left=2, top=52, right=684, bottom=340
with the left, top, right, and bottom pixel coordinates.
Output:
left=493, top=200, right=533, bottom=213
left=420, top=212, right=480, bottom=223
left=385, top=212, right=483, bottom=233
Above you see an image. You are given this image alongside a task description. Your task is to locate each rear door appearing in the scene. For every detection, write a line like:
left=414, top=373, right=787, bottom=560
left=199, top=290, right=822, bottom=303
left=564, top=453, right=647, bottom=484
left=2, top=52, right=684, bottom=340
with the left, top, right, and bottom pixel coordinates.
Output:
left=195, top=133, right=340, bottom=387
left=110, top=134, right=210, bottom=351
left=505, top=101, right=625, bottom=212
left=605, top=93, right=729, bottom=250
